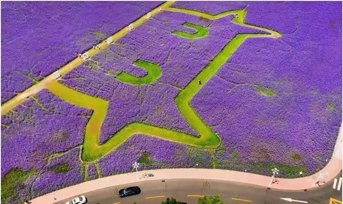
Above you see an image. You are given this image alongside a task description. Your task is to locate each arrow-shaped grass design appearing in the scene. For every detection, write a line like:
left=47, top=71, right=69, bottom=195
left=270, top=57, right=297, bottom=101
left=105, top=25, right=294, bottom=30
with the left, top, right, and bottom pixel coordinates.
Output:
left=46, top=6, right=281, bottom=162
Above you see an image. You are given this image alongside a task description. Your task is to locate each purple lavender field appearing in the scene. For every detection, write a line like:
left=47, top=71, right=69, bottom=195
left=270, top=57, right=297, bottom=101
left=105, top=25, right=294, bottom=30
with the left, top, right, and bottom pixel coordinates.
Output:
left=1, top=1, right=162, bottom=103
left=1, top=2, right=342, bottom=203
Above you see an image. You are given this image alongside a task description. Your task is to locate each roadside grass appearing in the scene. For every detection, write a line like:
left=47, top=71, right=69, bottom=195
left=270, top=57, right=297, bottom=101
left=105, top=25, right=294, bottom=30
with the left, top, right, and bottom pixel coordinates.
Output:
left=208, top=149, right=217, bottom=168
left=115, top=59, right=162, bottom=85
left=253, top=162, right=307, bottom=177
left=46, top=8, right=280, bottom=163
left=1, top=168, right=37, bottom=204
left=172, top=22, right=209, bottom=39
left=224, top=160, right=307, bottom=177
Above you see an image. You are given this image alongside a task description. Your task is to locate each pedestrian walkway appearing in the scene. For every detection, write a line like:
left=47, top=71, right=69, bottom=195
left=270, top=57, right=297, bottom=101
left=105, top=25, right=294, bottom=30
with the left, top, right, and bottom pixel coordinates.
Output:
left=29, top=125, right=343, bottom=204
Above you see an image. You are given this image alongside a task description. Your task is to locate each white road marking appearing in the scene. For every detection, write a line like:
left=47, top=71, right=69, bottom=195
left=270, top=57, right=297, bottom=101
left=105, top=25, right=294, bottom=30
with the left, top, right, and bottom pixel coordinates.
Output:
left=333, top=178, right=337, bottom=189
left=337, top=177, right=342, bottom=191
left=280, top=198, right=308, bottom=203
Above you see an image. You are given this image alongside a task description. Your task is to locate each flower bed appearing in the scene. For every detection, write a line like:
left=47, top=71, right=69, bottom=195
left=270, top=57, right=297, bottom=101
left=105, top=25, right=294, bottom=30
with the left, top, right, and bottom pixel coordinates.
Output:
left=1, top=2, right=341, bottom=203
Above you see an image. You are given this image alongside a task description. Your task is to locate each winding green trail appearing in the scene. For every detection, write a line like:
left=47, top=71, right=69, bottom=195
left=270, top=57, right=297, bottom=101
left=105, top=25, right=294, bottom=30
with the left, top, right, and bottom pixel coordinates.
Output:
left=46, top=7, right=281, bottom=162
left=115, top=59, right=162, bottom=85
left=172, top=22, right=209, bottom=39
left=167, top=7, right=281, bottom=38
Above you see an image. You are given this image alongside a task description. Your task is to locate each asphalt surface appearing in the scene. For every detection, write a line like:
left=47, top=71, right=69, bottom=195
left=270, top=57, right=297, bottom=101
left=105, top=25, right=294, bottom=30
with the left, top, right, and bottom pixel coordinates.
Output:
left=56, top=172, right=342, bottom=204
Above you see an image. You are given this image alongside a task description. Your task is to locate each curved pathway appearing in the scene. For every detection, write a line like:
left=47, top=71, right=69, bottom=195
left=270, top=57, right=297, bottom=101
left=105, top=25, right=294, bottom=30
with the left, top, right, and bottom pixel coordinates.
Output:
left=172, top=22, right=209, bottom=39
left=115, top=59, right=162, bottom=85
left=30, top=124, right=342, bottom=204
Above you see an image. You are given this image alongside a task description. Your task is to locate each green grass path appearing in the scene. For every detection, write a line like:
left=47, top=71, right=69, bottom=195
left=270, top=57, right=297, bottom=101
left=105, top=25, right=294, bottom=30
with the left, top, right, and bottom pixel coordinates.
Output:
left=115, top=59, right=162, bottom=85
left=172, top=22, right=209, bottom=39
left=47, top=7, right=281, bottom=162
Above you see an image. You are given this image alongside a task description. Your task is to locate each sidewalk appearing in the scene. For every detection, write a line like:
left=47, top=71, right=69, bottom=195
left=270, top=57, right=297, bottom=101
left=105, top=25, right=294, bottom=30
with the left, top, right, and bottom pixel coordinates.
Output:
left=31, top=126, right=342, bottom=204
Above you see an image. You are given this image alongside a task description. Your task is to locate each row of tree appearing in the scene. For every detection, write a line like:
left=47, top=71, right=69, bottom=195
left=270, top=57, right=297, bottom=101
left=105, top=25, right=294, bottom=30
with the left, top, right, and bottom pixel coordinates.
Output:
left=161, top=195, right=225, bottom=204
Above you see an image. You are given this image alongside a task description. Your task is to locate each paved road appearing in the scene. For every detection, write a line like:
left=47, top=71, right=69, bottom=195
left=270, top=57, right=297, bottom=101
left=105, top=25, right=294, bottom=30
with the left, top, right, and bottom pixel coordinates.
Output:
left=56, top=172, right=342, bottom=204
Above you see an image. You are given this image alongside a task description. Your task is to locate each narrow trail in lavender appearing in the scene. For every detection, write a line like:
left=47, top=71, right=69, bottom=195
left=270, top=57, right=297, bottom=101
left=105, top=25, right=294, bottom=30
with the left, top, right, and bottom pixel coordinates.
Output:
left=45, top=7, right=281, bottom=163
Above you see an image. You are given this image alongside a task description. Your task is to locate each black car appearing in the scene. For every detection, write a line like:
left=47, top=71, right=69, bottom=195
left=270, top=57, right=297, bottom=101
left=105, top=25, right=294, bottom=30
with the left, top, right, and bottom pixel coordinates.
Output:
left=119, top=186, right=141, bottom=198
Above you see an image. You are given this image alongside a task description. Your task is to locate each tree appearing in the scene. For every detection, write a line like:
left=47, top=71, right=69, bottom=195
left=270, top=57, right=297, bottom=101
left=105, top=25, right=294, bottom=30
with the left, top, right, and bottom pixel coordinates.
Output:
left=161, top=197, right=183, bottom=204
left=197, top=195, right=225, bottom=204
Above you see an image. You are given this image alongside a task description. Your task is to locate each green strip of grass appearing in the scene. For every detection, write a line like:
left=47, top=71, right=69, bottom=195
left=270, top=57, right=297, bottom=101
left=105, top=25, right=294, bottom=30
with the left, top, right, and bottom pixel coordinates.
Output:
left=252, top=162, right=307, bottom=177
left=1, top=168, right=37, bottom=204
left=172, top=22, right=208, bottom=39
left=115, top=59, right=162, bottom=85
left=47, top=8, right=280, bottom=163
left=223, top=160, right=307, bottom=177
left=167, top=7, right=281, bottom=38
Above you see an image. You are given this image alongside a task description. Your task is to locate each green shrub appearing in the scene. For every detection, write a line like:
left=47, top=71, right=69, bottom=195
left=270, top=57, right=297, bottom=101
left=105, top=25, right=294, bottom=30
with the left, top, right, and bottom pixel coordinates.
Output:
left=291, top=153, right=301, bottom=162
left=48, top=162, right=70, bottom=173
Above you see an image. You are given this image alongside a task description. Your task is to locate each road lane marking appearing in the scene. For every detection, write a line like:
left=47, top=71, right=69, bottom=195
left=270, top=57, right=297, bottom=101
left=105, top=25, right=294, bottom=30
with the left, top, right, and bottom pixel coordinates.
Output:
left=280, top=198, right=308, bottom=203
left=333, top=178, right=338, bottom=189
left=329, top=198, right=342, bottom=204
left=146, top=195, right=165, bottom=199
left=337, top=177, right=342, bottom=191
left=188, top=195, right=205, bottom=198
left=232, top=197, right=253, bottom=203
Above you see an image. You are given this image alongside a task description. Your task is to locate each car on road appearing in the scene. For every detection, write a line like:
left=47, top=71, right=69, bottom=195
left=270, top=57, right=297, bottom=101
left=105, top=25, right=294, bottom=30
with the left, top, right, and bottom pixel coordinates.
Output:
left=119, top=186, right=141, bottom=198
left=65, top=195, right=87, bottom=204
